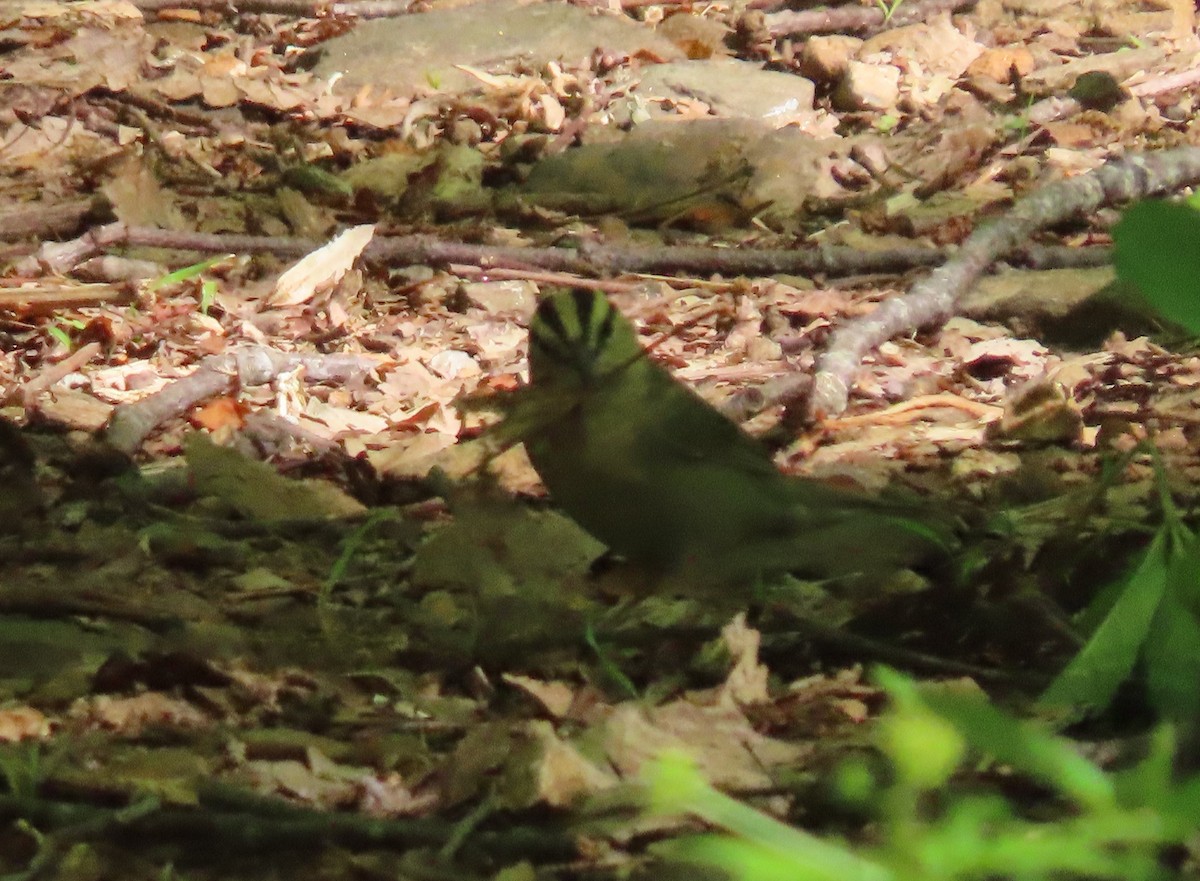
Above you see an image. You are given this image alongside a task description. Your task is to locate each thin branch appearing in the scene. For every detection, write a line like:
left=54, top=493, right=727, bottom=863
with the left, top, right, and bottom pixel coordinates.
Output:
left=21, top=221, right=948, bottom=279
left=0, top=198, right=102, bottom=241
left=764, top=0, right=974, bottom=37
left=806, top=146, right=1200, bottom=420
left=104, top=345, right=387, bottom=454
left=130, top=0, right=416, bottom=16
left=0, top=790, right=575, bottom=863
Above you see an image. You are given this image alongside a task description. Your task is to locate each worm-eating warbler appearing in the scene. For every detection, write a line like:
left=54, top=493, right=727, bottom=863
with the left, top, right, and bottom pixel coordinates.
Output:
left=519, top=289, right=950, bottom=586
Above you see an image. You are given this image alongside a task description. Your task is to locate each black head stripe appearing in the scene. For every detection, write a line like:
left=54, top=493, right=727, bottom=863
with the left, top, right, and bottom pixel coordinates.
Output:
left=536, top=295, right=570, bottom=343
left=530, top=321, right=573, bottom=367
left=528, top=326, right=555, bottom=357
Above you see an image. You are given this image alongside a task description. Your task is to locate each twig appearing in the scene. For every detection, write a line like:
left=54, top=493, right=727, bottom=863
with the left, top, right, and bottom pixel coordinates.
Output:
left=130, top=0, right=415, bottom=16
left=821, top=392, right=1001, bottom=429
left=16, top=342, right=103, bottom=406
left=0, top=198, right=102, bottom=241
left=0, top=283, right=131, bottom=316
left=105, top=345, right=387, bottom=454
left=0, top=790, right=576, bottom=863
left=762, top=616, right=1050, bottom=687
left=13, top=222, right=128, bottom=276
left=1128, top=64, right=1200, bottom=99
left=764, top=0, right=974, bottom=37
left=103, top=88, right=223, bottom=134
left=25, top=221, right=949, bottom=278
left=21, top=221, right=1116, bottom=288
left=1017, top=244, right=1110, bottom=270
left=806, top=146, right=1200, bottom=420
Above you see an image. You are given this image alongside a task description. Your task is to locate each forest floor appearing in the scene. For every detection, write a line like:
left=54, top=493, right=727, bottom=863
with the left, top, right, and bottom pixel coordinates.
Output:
left=1, top=0, right=1200, bottom=878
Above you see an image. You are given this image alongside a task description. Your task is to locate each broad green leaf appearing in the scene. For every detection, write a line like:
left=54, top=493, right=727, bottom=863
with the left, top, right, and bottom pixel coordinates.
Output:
left=647, top=752, right=891, bottom=881
left=1112, top=200, right=1200, bottom=334
left=882, top=670, right=1114, bottom=810
left=146, top=253, right=233, bottom=292
left=1144, top=534, right=1200, bottom=718
left=1039, top=529, right=1171, bottom=712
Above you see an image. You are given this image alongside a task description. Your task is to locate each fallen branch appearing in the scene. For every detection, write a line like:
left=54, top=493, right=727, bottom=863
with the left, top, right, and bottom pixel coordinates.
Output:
left=0, top=197, right=103, bottom=241
left=18, top=219, right=1114, bottom=286
left=805, top=146, right=1200, bottom=420
left=0, top=789, right=575, bottom=868
left=131, top=0, right=418, bottom=17
left=0, top=283, right=131, bottom=316
left=764, top=0, right=973, bottom=37
left=105, top=345, right=387, bottom=454
left=14, top=221, right=953, bottom=280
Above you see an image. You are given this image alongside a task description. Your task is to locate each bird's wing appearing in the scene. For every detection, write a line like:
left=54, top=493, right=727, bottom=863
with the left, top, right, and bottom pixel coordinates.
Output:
left=634, top=361, right=785, bottom=481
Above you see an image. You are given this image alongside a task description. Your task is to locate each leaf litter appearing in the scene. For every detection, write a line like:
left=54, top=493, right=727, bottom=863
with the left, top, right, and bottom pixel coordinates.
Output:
left=2, top=0, right=1200, bottom=876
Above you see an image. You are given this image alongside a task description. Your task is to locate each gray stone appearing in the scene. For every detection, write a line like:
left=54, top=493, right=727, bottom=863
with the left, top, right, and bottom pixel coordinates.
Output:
left=518, top=117, right=845, bottom=227
left=314, top=0, right=683, bottom=96
left=636, top=59, right=815, bottom=124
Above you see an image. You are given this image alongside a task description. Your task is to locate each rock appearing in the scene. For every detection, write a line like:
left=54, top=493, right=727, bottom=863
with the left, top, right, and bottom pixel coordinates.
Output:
left=834, top=61, right=899, bottom=112
left=657, top=12, right=731, bottom=59
left=966, top=45, right=1036, bottom=82
left=635, top=59, right=815, bottom=125
left=314, top=0, right=683, bottom=96
left=517, top=117, right=847, bottom=228
left=798, top=35, right=862, bottom=83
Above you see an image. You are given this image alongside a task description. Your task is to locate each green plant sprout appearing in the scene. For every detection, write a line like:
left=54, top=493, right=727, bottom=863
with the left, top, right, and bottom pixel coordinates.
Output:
left=875, top=0, right=905, bottom=24
left=46, top=316, right=86, bottom=350
left=198, top=279, right=218, bottom=316
left=1001, top=95, right=1036, bottom=139
left=584, top=622, right=639, bottom=701
left=0, top=742, right=46, bottom=801
left=146, top=255, right=233, bottom=316
left=1040, top=447, right=1200, bottom=719
left=644, top=669, right=1200, bottom=881
left=146, top=254, right=233, bottom=292
left=321, top=508, right=402, bottom=606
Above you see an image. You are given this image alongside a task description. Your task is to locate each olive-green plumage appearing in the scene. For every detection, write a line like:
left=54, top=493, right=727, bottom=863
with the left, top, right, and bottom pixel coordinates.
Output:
left=521, top=289, right=950, bottom=585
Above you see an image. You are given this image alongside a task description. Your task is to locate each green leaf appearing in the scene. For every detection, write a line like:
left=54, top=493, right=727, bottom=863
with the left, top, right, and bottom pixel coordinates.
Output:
left=880, top=671, right=1114, bottom=810
left=147, top=254, right=233, bottom=292
left=1112, top=200, right=1200, bottom=334
left=1039, top=529, right=1171, bottom=712
left=1144, top=534, right=1200, bottom=718
left=45, top=324, right=73, bottom=349
left=646, top=752, right=891, bottom=881
left=199, top=279, right=217, bottom=315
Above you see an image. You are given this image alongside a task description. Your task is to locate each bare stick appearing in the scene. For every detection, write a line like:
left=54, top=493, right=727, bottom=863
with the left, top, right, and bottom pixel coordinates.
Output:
left=806, top=146, right=1200, bottom=420
left=105, top=346, right=386, bottom=454
left=764, top=0, right=973, bottom=37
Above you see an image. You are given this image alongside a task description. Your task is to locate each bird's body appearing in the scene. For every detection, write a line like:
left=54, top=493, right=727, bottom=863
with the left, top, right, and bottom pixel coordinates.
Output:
left=520, top=289, right=950, bottom=585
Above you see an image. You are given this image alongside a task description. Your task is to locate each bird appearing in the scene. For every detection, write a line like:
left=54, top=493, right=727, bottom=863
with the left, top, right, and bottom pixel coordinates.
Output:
left=514, top=288, right=953, bottom=588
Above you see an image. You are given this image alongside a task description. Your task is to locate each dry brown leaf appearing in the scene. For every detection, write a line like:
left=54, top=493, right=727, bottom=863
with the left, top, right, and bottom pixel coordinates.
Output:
left=503, top=674, right=577, bottom=719
left=0, top=707, right=52, bottom=742
left=715, top=614, right=770, bottom=708
left=269, top=225, right=375, bottom=307
left=70, top=693, right=210, bottom=735
left=31, top=388, right=114, bottom=432
left=603, top=701, right=807, bottom=790
left=536, top=727, right=617, bottom=808
left=191, top=397, right=247, bottom=432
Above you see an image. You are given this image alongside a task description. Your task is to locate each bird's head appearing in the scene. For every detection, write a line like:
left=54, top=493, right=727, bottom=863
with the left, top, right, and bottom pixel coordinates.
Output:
left=527, top=289, right=643, bottom=389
